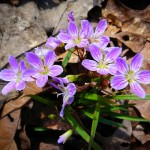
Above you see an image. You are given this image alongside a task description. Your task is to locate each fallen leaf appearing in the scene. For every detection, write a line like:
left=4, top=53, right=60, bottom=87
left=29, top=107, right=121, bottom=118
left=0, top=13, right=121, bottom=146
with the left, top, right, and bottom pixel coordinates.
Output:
left=0, top=109, right=20, bottom=150
left=102, top=0, right=150, bottom=23
left=0, top=82, right=43, bottom=119
left=133, top=125, right=150, bottom=144
left=115, top=32, right=146, bottom=53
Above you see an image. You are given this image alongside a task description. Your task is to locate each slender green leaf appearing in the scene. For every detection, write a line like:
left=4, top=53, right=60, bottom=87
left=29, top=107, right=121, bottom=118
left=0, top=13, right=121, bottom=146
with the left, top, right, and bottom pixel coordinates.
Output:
left=62, top=48, right=74, bottom=68
left=27, top=94, right=52, bottom=105
left=84, top=111, right=125, bottom=128
left=65, top=109, right=102, bottom=150
left=80, top=93, right=113, bottom=106
left=110, top=112, right=150, bottom=122
left=101, top=104, right=134, bottom=112
left=88, top=102, right=101, bottom=150
left=100, top=118, right=125, bottom=128
left=112, top=94, right=150, bottom=100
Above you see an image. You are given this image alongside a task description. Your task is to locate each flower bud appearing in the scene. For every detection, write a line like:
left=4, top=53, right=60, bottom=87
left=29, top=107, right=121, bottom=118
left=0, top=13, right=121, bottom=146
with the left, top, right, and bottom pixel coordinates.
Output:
left=57, top=129, right=73, bottom=144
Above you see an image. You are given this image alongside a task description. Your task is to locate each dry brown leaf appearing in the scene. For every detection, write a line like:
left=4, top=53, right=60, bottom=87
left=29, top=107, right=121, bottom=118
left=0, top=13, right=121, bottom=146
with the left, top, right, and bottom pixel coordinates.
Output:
left=133, top=99, right=150, bottom=120
left=122, top=18, right=150, bottom=40
left=141, top=42, right=150, bottom=65
left=102, top=0, right=150, bottom=53
left=102, top=0, right=150, bottom=23
left=0, top=109, right=20, bottom=150
left=104, top=24, right=120, bottom=38
left=133, top=125, right=150, bottom=144
left=9, top=140, right=18, bottom=150
left=0, top=82, right=43, bottom=119
left=115, top=32, right=146, bottom=52
left=18, top=126, right=31, bottom=150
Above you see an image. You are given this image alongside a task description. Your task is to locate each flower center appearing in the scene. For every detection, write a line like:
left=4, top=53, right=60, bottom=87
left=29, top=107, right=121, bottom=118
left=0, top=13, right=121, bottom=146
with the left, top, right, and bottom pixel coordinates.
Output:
left=40, top=66, right=49, bottom=75
left=16, top=71, right=22, bottom=82
left=126, top=71, right=136, bottom=82
left=98, top=62, right=107, bottom=69
left=74, top=37, right=81, bottom=44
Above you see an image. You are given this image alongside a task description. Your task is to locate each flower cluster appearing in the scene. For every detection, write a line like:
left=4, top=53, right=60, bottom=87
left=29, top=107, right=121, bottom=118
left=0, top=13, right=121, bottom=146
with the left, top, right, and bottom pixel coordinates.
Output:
left=0, top=11, right=150, bottom=144
left=111, top=54, right=150, bottom=98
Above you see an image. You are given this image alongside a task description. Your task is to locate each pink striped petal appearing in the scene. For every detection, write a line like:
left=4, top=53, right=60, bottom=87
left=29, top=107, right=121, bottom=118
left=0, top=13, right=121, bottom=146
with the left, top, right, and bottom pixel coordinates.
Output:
left=105, top=47, right=122, bottom=63
left=67, top=83, right=76, bottom=97
left=80, top=20, right=93, bottom=38
left=46, top=37, right=61, bottom=49
left=16, top=81, right=26, bottom=91
left=97, top=68, right=109, bottom=75
left=57, top=33, right=72, bottom=43
left=20, top=60, right=26, bottom=72
left=108, top=64, right=118, bottom=75
left=130, top=53, right=143, bottom=72
left=97, top=36, right=110, bottom=49
left=116, top=57, right=129, bottom=74
left=68, top=21, right=78, bottom=38
left=65, top=41, right=76, bottom=50
left=89, top=44, right=102, bottom=62
left=26, top=52, right=42, bottom=68
left=67, top=97, right=74, bottom=105
left=48, top=65, right=63, bottom=77
left=44, top=51, right=56, bottom=67
left=22, top=69, right=36, bottom=81
left=137, top=70, right=150, bottom=84
left=2, top=81, right=16, bottom=95
left=82, top=59, right=98, bottom=71
left=0, top=69, right=15, bottom=81
left=94, top=19, right=107, bottom=37
left=9, top=55, right=19, bottom=72
left=130, top=81, right=145, bottom=98
left=111, top=75, right=128, bottom=90
left=36, top=76, right=48, bottom=87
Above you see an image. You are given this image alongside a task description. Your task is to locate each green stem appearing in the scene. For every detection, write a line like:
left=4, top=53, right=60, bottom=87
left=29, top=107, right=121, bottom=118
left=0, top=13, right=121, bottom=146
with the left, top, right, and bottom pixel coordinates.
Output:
left=88, top=102, right=101, bottom=150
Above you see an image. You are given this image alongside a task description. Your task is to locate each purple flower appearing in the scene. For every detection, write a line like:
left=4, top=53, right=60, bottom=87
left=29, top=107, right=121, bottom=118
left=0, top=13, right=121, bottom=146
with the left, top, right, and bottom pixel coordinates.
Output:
left=34, top=47, right=51, bottom=59
left=0, top=56, right=33, bottom=95
left=57, top=21, right=89, bottom=50
left=45, top=37, right=62, bottom=50
left=25, top=51, right=63, bottom=88
left=82, top=44, right=122, bottom=75
left=50, top=79, right=76, bottom=117
left=52, top=77, right=70, bottom=84
left=68, top=11, right=74, bottom=22
left=80, top=19, right=110, bottom=49
left=111, top=54, right=150, bottom=98
left=58, top=129, right=73, bottom=144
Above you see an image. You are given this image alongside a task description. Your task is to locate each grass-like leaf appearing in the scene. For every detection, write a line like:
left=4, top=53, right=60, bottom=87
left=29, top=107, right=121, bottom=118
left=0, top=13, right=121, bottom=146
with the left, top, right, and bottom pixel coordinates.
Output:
left=88, top=102, right=101, bottom=150
left=65, top=108, right=102, bottom=150
left=100, top=118, right=125, bottom=128
left=80, top=93, right=113, bottom=106
left=84, top=111, right=125, bottom=128
left=110, top=112, right=150, bottom=122
left=62, top=48, right=74, bottom=68
left=111, top=94, right=150, bottom=100
left=101, top=104, right=134, bottom=112
left=27, top=94, right=52, bottom=105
